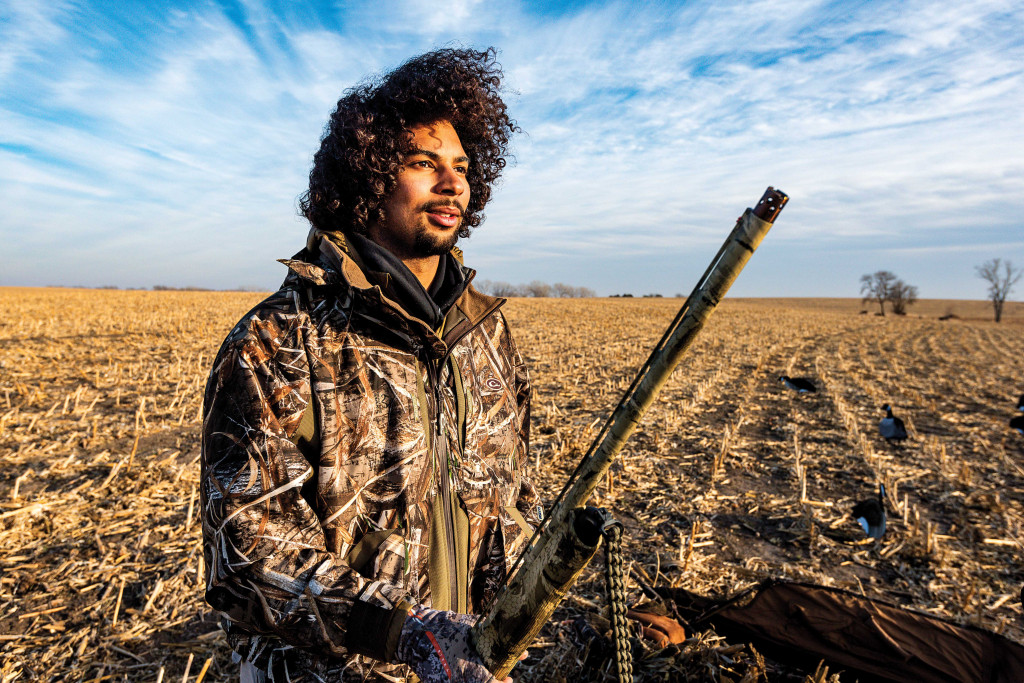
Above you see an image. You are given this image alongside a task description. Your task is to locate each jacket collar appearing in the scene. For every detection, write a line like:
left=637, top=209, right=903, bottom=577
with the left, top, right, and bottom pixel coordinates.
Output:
left=280, top=228, right=505, bottom=336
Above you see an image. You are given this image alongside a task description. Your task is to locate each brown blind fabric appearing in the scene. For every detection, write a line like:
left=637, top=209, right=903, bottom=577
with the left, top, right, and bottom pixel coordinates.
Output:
left=662, top=580, right=1024, bottom=683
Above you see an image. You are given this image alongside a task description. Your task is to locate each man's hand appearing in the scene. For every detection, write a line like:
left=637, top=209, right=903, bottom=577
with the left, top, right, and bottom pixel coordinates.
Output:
left=395, top=606, right=515, bottom=683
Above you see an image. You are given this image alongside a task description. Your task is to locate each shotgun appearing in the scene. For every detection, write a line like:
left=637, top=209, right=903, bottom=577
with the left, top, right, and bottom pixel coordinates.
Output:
left=471, top=187, right=789, bottom=678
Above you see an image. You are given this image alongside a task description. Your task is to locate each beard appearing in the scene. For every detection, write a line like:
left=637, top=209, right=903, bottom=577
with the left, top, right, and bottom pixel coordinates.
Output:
left=412, top=223, right=460, bottom=256
left=371, top=199, right=466, bottom=260
left=408, top=199, right=464, bottom=256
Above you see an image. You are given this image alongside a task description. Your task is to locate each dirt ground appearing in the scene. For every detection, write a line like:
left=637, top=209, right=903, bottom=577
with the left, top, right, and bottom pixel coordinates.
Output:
left=1, top=288, right=1021, bottom=681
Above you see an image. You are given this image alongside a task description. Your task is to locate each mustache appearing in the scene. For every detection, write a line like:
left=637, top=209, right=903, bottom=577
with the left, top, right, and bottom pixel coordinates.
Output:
left=420, top=200, right=465, bottom=216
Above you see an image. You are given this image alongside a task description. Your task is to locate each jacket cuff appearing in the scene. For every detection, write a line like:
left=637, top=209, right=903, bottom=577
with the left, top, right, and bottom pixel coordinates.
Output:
left=346, top=596, right=414, bottom=663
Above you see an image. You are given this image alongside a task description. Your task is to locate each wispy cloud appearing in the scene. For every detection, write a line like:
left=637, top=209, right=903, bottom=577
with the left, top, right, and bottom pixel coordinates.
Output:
left=1, top=0, right=1022, bottom=298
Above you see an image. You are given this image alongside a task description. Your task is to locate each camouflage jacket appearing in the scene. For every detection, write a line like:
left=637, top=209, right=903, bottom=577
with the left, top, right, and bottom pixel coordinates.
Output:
left=201, top=231, right=540, bottom=680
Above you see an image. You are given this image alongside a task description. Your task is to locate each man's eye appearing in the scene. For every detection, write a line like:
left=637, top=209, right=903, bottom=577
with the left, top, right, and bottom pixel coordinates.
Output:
left=455, top=166, right=468, bottom=175
left=412, top=160, right=432, bottom=168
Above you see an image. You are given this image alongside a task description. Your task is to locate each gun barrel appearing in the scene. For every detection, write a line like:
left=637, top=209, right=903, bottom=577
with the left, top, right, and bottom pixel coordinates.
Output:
left=472, top=187, right=788, bottom=678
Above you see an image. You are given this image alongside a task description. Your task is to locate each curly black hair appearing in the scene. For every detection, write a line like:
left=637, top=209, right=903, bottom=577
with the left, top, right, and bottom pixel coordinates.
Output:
left=299, top=47, right=518, bottom=238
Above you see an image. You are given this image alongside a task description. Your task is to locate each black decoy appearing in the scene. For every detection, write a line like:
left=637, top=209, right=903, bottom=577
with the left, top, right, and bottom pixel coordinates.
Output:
left=779, top=376, right=816, bottom=393
left=852, top=483, right=887, bottom=540
left=1017, top=393, right=1024, bottom=411
left=879, top=404, right=908, bottom=443
left=1011, top=415, right=1024, bottom=436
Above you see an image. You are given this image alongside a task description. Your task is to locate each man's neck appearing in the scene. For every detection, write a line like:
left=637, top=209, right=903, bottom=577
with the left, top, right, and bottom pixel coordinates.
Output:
left=365, top=226, right=441, bottom=290
left=400, top=254, right=441, bottom=290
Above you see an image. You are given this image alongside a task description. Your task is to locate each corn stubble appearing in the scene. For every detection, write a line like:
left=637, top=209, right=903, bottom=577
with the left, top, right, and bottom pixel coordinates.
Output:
left=1, top=290, right=1021, bottom=681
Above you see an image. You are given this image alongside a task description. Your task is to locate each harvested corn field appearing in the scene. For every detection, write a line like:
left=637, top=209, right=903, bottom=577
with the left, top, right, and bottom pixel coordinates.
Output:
left=1, top=287, right=1022, bottom=681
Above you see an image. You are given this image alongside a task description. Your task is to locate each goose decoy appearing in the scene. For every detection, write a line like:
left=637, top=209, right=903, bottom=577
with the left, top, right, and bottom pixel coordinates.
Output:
left=852, top=483, right=887, bottom=540
left=879, top=404, right=908, bottom=443
left=779, top=376, right=816, bottom=393
left=1011, top=415, right=1024, bottom=436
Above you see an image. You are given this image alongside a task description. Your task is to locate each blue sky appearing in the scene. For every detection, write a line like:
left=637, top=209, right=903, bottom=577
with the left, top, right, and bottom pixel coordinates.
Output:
left=2, top=0, right=1022, bottom=298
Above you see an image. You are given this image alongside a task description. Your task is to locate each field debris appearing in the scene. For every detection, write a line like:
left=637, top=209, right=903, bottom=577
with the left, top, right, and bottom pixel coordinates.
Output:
left=1, top=289, right=1022, bottom=681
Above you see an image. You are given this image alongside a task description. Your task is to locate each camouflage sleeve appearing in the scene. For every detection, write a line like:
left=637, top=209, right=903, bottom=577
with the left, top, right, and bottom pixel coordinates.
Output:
left=200, top=305, right=408, bottom=662
left=507, top=318, right=543, bottom=527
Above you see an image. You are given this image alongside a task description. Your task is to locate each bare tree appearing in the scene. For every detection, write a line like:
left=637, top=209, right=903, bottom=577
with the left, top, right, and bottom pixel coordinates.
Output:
left=975, top=258, right=1022, bottom=323
left=888, top=279, right=919, bottom=315
left=552, top=282, right=575, bottom=298
left=860, top=270, right=896, bottom=316
left=486, top=281, right=522, bottom=297
left=574, top=286, right=596, bottom=298
left=525, top=280, right=552, bottom=298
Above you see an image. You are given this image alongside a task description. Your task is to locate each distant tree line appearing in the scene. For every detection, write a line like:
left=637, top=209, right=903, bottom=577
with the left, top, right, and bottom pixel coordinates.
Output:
left=475, top=280, right=596, bottom=298
left=47, top=284, right=145, bottom=290
left=153, top=285, right=267, bottom=292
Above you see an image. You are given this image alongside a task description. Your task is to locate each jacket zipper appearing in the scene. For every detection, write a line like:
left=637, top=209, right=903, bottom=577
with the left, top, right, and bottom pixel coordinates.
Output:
left=423, top=297, right=506, bottom=612
left=425, top=358, right=460, bottom=609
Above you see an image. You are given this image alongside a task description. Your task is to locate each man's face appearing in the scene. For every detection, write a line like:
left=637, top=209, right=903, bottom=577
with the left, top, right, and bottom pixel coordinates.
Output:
left=370, top=120, right=470, bottom=260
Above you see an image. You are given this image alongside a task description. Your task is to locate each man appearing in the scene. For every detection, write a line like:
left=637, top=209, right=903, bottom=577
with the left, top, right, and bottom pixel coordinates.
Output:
left=201, top=48, right=541, bottom=682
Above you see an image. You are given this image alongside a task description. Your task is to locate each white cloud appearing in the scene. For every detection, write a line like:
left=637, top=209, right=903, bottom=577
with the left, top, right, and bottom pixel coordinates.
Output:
left=0, top=0, right=73, bottom=82
left=1, top=0, right=1022, bottom=297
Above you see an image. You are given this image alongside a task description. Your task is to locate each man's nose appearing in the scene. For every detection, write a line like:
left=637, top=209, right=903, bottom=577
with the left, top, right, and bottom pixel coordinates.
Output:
left=434, top=165, right=466, bottom=196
